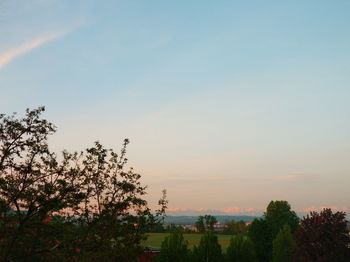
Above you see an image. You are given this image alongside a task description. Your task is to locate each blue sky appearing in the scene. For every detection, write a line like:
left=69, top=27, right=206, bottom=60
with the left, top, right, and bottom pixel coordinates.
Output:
left=1, top=0, right=350, bottom=215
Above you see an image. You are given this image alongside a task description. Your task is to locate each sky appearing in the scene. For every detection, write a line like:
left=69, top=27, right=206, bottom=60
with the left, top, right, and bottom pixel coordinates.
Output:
left=1, top=0, right=350, bottom=216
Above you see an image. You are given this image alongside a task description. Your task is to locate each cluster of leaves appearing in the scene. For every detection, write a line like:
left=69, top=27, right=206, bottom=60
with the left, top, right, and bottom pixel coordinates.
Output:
left=226, top=235, right=256, bottom=262
left=0, top=107, right=166, bottom=261
left=159, top=206, right=350, bottom=262
left=294, top=208, right=350, bottom=261
left=272, top=224, right=294, bottom=262
left=248, top=201, right=350, bottom=262
left=248, top=200, right=299, bottom=261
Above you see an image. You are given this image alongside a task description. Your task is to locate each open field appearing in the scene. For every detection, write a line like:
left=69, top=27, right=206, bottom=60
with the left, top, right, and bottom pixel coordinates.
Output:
left=143, top=233, right=232, bottom=251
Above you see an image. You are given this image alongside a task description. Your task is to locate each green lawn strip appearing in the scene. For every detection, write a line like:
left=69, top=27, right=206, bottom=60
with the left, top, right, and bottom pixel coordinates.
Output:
left=143, top=233, right=233, bottom=251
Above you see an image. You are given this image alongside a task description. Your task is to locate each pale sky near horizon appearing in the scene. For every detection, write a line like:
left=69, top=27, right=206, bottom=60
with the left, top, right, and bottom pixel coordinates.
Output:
left=1, top=0, right=350, bottom=216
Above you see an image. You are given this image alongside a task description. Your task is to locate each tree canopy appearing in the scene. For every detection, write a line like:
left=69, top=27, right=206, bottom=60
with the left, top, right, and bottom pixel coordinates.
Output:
left=192, top=231, right=223, bottom=262
left=248, top=218, right=271, bottom=262
left=265, top=200, right=299, bottom=237
left=294, top=208, right=350, bottom=261
left=272, top=224, right=294, bottom=262
left=249, top=200, right=299, bottom=262
left=226, top=235, right=256, bottom=262
left=157, top=230, right=190, bottom=262
left=0, top=107, right=166, bottom=261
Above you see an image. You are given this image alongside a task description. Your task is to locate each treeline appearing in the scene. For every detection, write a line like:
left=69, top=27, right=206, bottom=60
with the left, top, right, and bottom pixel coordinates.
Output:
left=152, top=215, right=249, bottom=235
left=163, top=215, right=255, bottom=226
left=157, top=201, right=350, bottom=262
left=1, top=108, right=350, bottom=262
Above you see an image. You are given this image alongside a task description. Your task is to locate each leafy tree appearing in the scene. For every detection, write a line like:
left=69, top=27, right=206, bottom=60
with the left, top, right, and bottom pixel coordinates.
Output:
left=157, top=230, right=190, bottom=262
left=157, top=189, right=168, bottom=225
left=192, top=231, right=223, bottom=262
left=265, top=200, right=299, bottom=237
left=0, top=107, right=83, bottom=260
left=70, top=140, right=158, bottom=261
left=248, top=200, right=299, bottom=262
left=248, top=218, right=271, bottom=262
left=294, top=208, right=350, bottom=262
left=195, top=214, right=218, bottom=232
left=272, top=224, right=294, bottom=262
left=0, top=107, right=166, bottom=261
left=226, top=235, right=256, bottom=262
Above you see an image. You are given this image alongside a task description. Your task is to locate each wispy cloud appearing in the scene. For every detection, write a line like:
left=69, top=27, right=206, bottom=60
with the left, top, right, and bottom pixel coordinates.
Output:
left=0, top=31, right=66, bottom=70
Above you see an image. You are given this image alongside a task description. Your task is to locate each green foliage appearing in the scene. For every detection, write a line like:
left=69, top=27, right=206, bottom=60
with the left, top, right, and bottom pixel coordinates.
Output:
left=272, top=224, right=294, bottom=262
left=248, top=200, right=299, bottom=262
left=294, top=208, right=350, bottom=261
left=226, top=235, right=256, bottom=262
left=248, top=218, right=271, bottom=262
left=265, top=201, right=299, bottom=237
left=195, top=214, right=218, bottom=232
left=192, top=231, right=223, bottom=262
left=157, top=230, right=190, bottom=262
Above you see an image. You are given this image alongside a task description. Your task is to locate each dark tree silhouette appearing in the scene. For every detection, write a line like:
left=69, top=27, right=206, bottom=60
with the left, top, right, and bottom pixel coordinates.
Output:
left=0, top=107, right=83, bottom=260
left=0, top=107, right=166, bottom=261
left=249, top=200, right=299, bottom=262
left=71, top=140, right=156, bottom=261
left=249, top=218, right=271, bottom=262
left=294, top=208, right=350, bottom=262
left=265, top=200, right=299, bottom=237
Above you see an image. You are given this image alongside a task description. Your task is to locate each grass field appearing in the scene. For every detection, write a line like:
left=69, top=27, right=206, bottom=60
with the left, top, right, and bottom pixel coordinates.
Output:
left=143, top=233, right=232, bottom=251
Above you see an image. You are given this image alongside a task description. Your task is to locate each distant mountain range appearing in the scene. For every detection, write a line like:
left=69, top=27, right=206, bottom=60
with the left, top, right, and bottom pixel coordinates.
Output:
left=164, top=215, right=259, bottom=225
